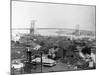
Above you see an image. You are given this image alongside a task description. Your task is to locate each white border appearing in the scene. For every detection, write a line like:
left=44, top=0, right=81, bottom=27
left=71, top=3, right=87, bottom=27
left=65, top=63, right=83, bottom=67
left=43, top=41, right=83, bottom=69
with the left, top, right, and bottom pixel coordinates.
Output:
left=0, top=0, right=99, bottom=75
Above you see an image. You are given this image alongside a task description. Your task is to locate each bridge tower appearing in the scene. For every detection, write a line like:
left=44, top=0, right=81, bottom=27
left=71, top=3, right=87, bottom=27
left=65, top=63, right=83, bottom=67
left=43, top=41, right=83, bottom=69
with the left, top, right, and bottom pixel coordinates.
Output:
left=75, top=24, right=80, bottom=36
left=30, top=20, right=36, bottom=35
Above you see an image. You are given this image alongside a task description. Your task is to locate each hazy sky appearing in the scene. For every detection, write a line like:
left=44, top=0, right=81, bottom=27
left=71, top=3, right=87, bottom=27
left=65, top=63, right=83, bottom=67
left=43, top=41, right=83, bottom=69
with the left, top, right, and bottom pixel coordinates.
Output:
left=12, top=1, right=96, bottom=31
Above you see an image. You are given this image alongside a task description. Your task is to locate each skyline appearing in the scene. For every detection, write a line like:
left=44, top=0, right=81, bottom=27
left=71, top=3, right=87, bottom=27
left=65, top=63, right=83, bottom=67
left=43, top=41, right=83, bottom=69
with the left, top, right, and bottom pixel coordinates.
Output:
left=12, top=1, right=96, bottom=32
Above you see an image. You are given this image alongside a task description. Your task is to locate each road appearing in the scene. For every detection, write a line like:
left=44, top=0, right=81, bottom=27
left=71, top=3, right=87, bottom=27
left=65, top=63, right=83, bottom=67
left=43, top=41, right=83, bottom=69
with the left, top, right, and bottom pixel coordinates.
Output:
left=23, top=60, right=76, bottom=74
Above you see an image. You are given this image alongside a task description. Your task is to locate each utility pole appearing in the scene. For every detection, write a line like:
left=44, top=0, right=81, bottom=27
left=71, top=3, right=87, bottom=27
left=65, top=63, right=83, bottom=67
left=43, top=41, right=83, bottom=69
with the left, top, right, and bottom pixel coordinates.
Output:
left=26, top=47, right=32, bottom=63
left=40, top=52, right=43, bottom=73
left=24, top=47, right=32, bottom=73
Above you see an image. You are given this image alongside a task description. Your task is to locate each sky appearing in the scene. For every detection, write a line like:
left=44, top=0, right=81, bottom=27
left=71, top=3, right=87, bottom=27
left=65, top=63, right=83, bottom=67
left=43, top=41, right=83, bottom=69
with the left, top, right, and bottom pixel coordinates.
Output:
left=12, top=1, right=96, bottom=31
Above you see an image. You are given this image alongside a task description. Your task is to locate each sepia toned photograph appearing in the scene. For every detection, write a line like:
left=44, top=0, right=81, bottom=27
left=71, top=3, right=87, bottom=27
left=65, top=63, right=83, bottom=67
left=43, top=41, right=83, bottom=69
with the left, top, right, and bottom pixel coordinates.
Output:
left=11, top=0, right=96, bottom=75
